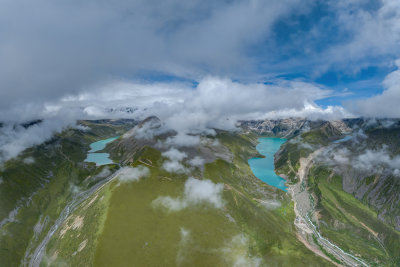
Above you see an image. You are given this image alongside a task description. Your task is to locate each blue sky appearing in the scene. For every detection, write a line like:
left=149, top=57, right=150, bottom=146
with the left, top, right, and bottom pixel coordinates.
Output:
left=130, top=0, right=400, bottom=109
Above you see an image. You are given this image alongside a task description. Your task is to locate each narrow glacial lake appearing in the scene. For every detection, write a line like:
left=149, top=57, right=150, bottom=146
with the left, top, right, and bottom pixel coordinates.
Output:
left=85, top=136, right=119, bottom=166
left=248, top=138, right=288, bottom=191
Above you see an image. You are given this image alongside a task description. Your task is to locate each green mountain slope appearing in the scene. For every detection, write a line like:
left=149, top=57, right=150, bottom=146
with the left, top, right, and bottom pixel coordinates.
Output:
left=3, top=118, right=399, bottom=266
left=41, top=129, right=331, bottom=266
left=274, top=120, right=400, bottom=266
left=0, top=120, right=136, bottom=266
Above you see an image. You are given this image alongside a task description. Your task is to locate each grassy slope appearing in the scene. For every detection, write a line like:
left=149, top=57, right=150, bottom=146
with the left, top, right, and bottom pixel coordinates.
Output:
left=0, top=121, right=134, bottom=266
left=207, top=133, right=331, bottom=265
left=275, top=123, right=343, bottom=183
left=44, top=180, right=113, bottom=266
left=308, top=166, right=400, bottom=266
left=49, top=132, right=331, bottom=266
left=275, top=142, right=312, bottom=182
left=274, top=125, right=400, bottom=266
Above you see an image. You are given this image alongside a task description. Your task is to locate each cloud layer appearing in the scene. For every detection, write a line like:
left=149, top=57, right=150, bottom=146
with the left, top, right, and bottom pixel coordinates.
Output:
left=0, top=118, right=76, bottom=162
left=0, top=0, right=306, bottom=112
left=71, top=76, right=349, bottom=132
left=1, top=75, right=350, bottom=162
left=1, top=0, right=400, bottom=162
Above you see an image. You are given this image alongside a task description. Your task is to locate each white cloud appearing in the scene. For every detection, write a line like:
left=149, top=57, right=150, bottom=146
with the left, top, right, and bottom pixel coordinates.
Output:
left=117, top=166, right=150, bottom=183
left=92, top=77, right=347, bottom=141
left=0, top=74, right=354, bottom=163
left=1, top=74, right=353, bottom=163
left=23, top=156, right=35, bottom=164
left=299, top=0, right=400, bottom=74
left=161, top=148, right=188, bottom=174
left=165, top=134, right=201, bottom=147
left=154, top=77, right=338, bottom=133
left=0, top=0, right=305, bottom=115
left=183, top=178, right=224, bottom=208
left=188, top=156, right=205, bottom=167
left=176, top=227, right=192, bottom=265
left=329, top=146, right=400, bottom=176
left=1, top=0, right=400, bottom=166
left=162, top=148, right=187, bottom=161
left=257, top=199, right=282, bottom=210
left=289, top=136, right=315, bottom=150
left=0, top=118, right=77, bottom=163
left=354, top=148, right=400, bottom=173
left=221, top=235, right=262, bottom=267
left=162, top=161, right=188, bottom=174
left=76, top=124, right=90, bottom=132
left=332, top=148, right=352, bottom=165
left=123, top=117, right=165, bottom=140
left=350, top=59, right=400, bottom=117
left=153, top=177, right=224, bottom=211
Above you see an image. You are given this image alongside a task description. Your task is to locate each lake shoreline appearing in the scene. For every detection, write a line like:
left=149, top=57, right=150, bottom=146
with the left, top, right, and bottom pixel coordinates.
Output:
left=248, top=137, right=287, bottom=191
left=85, top=136, right=119, bottom=166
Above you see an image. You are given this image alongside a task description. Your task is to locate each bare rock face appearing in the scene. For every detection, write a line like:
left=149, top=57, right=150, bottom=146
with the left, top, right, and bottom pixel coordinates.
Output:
left=240, top=118, right=356, bottom=138
left=239, top=118, right=309, bottom=137
left=329, top=120, right=352, bottom=134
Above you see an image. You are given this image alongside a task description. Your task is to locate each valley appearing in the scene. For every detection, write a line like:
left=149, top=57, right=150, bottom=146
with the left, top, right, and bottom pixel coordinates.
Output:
left=2, top=1, right=400, bottom=266
left=0, top=118, right=399, bottom=266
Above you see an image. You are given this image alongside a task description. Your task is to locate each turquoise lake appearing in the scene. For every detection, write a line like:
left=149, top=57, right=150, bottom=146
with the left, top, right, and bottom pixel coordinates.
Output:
left=248, top=138, right=288, bottom=191
left=88, top=136, right=120, bottom=152
left=85, top=136, right=119, bottom=166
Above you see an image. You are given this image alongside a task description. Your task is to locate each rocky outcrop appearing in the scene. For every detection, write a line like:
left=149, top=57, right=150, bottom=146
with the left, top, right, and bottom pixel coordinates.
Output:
left=239, top=118, right=309, bottom=137
left=239, top=118, right=352, bottom=138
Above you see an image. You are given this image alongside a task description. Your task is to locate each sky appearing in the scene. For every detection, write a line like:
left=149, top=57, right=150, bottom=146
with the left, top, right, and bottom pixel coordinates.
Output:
left=1, top=0, right=400, bottom=161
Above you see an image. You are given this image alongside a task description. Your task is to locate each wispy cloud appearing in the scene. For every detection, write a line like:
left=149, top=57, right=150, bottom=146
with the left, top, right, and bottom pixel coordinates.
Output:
left=117, top=166, right=150, bottom=183
left=0, top=118, right=76, bottom=163
left=153, top=177, right=224, bottom=211
left=220, top=234, right=262, bottom=267
left=161, top=148, right=188, bottom=174
left=349, top=59, right=400, bottom=117
left=0, top=75, right=350, bottom=162
left=325, top=144, right=400, bottom=176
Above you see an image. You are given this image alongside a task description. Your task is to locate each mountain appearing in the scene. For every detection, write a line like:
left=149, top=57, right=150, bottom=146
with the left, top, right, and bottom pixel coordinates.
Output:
left=0, top=118, right=333, bottom=266
left=239, top=118, right=351, bottom=138
left=273, top=119, right=400, bottom=266
left=0, top=119, right=137, bottom=266
left=0, top=117, right=399, bottom=266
